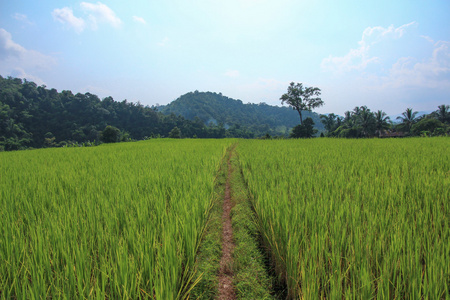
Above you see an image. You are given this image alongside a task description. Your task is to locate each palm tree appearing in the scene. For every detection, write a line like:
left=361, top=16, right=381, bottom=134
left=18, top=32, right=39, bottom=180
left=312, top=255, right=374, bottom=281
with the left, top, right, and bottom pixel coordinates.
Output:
left=320, top=113, right=338, bottom=133
left=342, top=111, right=353, bottom=127
left=433, top=104, right=450, bottom=124
left=396, top=108, right=418, bottom=133
left=356, top=106, right=376, bottom=137
left=375, top=110, right=391, bottom=136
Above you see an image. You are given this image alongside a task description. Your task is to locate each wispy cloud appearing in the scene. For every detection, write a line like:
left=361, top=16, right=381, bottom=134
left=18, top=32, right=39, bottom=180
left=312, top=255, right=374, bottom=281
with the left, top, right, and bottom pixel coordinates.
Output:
left=133, top=16, right=146, bottom=25
left=52, top=2, right=122, bottom=33
left=0, top=28, right=26, bottom=57
left=13, top=13, right=34, bottom=25
left=10, top=68, right=46, bottom=86
left=224, top=70, right=240, bottom=78
left=385, top=40, right=450, bottom=89
left=320, top=22, right=450, bottom=115
left=0, top=28, right=56, bottom=84
left=321, top=22, right=417, bottom=73
left=52, top=7, right=86, bottom=33
left=80, top=2, right=122, bottom=29
left=157, top=37, right=169, bottom=47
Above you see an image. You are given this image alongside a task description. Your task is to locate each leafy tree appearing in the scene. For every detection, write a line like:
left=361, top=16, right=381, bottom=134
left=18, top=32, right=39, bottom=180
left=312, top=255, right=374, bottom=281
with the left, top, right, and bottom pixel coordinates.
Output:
left=411, top=118, right=448, bottom=136
left=280, top=82, right=323, bottom=125
left=290, top=117, right=317, bottom=138
left=102, top=125, right=121, bottom=143
left=168, top=126, right=181, bottom=138
left=396, top=108, right=418, bottom=133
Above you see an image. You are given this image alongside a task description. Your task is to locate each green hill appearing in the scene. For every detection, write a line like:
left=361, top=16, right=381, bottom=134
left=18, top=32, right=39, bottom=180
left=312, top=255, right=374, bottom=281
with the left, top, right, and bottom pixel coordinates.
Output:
left=160, top=91, right=324, bottom=135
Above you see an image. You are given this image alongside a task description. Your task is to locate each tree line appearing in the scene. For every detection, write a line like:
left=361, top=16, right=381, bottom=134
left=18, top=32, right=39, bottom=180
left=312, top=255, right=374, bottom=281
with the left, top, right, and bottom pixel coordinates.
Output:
left=319, top=106, right=449, bottom=138
left=280, top=81, right=449, bottom=138
left=1, top=76, right=448, bottom=151
left=0, top=76, right=257, bottom=151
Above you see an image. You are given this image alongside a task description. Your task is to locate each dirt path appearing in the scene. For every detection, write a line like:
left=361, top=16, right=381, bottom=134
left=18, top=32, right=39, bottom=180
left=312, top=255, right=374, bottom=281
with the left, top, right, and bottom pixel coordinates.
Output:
left=217, top=152, right=236, bottom=300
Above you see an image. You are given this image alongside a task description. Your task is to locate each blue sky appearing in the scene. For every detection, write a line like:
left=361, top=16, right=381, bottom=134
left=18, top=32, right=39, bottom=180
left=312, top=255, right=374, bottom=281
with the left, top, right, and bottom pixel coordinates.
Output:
left=1, top=0, right=449, bottom=115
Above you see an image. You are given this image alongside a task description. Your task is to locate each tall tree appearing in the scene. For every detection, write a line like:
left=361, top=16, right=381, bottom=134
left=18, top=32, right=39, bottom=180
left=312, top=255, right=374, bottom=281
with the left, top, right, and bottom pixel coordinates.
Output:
left=280, top=82, right=323, bottom=125
left=396, top=108, right=418, bottom=133
left=320, top=113, right=338, bottom=133
left=355, top=106, right=376, bottom=137
left=433, top=104, right=450, bottom=124
left=374, top=110, right=391, bottom=136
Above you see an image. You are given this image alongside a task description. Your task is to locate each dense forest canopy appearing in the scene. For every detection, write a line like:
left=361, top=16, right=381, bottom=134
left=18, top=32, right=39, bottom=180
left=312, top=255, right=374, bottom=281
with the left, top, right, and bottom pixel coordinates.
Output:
left=0, top=76, right=448, bottom=151
left=159, top=90, right=324, bottom=134
left=0, top=76, right=310, bottom=151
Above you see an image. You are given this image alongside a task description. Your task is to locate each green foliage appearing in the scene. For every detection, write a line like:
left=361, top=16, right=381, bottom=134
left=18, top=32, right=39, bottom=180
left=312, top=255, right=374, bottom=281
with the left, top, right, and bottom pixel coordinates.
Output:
left=320, top=113, right=339, bottom=133
left=396, top=107, right=418, bottom=133
left=168, top=126, right=181, bottom=138
left=190, top=148, right=229, bottom=299
left=431, top=104, right=450, bottom=124
left=160, top=91, right=324, bottom=136
left=0, top=76, right=259, bottom=150
left=101, top=125, right=121, bottom=143
left=411, top=117, right=449, bottom=136
left=290, top=117, right=317, bottom=138
left=329, top=106, right=391, bottom=138
left=280, top=82, right=323, bottom=125
left=229, top=153, right=275, bottom=299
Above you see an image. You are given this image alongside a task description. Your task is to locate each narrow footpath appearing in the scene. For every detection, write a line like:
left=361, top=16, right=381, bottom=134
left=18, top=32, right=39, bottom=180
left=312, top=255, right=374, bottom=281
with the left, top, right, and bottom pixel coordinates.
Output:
left=190, top=145, right=280, bottom=299
left=217, top=154, right=236, bottom=299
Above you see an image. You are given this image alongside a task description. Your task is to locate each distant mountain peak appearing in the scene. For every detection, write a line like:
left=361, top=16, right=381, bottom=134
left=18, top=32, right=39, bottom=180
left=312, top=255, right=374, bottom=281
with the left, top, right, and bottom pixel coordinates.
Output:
left=160, top=91, right=324, bottom=134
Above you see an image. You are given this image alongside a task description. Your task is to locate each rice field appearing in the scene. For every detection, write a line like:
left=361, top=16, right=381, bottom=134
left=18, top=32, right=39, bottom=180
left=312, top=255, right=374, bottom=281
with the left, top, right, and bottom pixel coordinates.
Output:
left=1, top=137, right=449, bottom=299
left=237, top=138, right=449, bottom=299
left=0, top=139, right=231, bottom=299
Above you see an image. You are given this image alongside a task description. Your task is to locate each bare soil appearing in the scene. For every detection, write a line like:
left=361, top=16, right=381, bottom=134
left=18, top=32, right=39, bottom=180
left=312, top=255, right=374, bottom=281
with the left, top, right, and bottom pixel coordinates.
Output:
left=217, top=154, right=236, bottom=300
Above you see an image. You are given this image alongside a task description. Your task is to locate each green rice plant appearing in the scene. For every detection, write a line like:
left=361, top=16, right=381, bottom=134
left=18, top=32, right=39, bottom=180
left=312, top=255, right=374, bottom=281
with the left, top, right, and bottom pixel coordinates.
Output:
left=237, top=138, right=449, bottom=299
left=0, top=139, right=232, bottom=299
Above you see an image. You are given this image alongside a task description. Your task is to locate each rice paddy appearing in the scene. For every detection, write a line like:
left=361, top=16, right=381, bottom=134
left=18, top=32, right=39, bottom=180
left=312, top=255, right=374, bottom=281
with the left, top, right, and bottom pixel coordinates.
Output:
left=237, top=138, right=449, bottom=299
left=1, top=137, right=448, bottom=299
left=0, top=139, right=231, bottom=299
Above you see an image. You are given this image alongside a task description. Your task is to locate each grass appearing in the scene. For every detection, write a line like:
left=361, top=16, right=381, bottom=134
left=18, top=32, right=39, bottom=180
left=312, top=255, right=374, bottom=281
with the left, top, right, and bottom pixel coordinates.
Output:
left=229, top=152, right=277, bottom=299
left=189, top=146, right=228, bottom=299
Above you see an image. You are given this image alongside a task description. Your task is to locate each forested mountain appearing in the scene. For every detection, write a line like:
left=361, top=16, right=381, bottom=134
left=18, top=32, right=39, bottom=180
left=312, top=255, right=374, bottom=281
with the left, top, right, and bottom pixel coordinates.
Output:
left=159, top=91, right=324, bottom=135
left=1, top=76, right=272, bottom=151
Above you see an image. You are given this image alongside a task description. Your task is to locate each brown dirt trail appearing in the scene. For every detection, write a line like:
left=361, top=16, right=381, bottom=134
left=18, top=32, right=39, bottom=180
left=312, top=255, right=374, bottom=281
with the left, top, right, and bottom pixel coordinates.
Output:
left=217, top=151, right=236, bottom=300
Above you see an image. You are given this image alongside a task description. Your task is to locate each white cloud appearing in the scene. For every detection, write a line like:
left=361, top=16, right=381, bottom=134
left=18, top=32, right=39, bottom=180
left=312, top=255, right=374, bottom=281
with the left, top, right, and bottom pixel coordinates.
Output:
left=80, top=2, right=122, bottom=29
left=133, top=16, right=147, bottom=25
left=52, top=2, right=122, bottom=32
left=10, top=68, right=45, bottom=86
left=0, top=28, right=56, bottom=84
left=0, top=28, right=26, bottom=57
left=320, top=26, right=450, bottom=115
left=13, top=13, right=34, bottom=25
left=321, top=22, right=417, bottom=73
left=224, top=70, right=240, bottom=78
left=420, top=35, right=434, bottom=44
left=52, top=7, right=86, bottom=33
left=157, top=37, right=169, bottom=47
left=385, top=40, right=450, bottom=89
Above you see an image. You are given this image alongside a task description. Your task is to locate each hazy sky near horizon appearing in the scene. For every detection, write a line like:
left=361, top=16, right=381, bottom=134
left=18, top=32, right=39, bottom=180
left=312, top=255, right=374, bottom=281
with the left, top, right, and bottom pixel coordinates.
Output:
left=1, top=0, right=449, bottom=115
